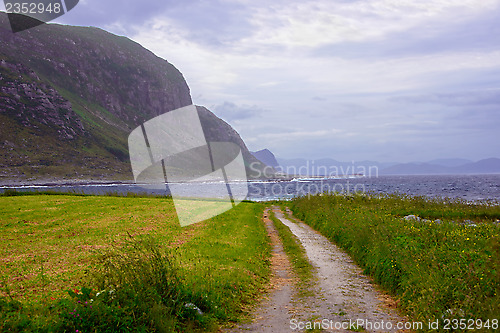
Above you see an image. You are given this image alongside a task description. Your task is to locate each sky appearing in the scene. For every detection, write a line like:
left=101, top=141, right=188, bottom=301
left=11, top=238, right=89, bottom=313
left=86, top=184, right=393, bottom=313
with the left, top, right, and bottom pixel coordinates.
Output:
left=4, top=0, right=500, bottom=162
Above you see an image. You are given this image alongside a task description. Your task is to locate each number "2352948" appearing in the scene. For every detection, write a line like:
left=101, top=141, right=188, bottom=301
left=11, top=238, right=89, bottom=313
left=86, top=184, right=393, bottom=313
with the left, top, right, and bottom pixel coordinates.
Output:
left=5, top=2, right=63, bottom=15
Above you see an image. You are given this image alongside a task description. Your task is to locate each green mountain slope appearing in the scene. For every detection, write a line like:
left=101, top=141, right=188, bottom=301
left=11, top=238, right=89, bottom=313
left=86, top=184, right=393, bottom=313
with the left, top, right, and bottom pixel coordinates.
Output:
left=0, top=13, right=267, bottom=183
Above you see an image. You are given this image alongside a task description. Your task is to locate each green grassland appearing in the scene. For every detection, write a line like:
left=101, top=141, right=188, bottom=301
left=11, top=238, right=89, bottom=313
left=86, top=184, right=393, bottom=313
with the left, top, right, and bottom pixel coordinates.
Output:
left=2, top=192, right=499, bottom=332
left=0, top=194, right=270, bottom=332
left=290, top=193, right=500, bottom=324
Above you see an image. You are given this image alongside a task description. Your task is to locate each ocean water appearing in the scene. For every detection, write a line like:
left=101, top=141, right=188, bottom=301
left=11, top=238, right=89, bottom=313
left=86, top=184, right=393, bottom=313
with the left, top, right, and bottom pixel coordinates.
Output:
left=248, top=174, right=500, bottom=202
left=1, top=174, right=500, bottom=203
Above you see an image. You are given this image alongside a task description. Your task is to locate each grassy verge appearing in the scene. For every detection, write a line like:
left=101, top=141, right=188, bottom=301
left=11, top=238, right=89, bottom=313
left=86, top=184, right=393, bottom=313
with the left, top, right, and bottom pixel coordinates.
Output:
left=269, top=208, right=315, bottom=297
left=290, top=193, right=500, bottom=326
left=0, top=195, right=271, bottom=332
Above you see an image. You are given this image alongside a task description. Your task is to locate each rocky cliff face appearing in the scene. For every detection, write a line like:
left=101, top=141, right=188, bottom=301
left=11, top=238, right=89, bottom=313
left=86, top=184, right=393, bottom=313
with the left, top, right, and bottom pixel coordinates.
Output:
left=0, top=60, right=84, bottom=140
left=197, top=106, right=269, bottom=178
left=0, top=13, right=268, bottom=183
left=0, top=13, right=192, bottom=130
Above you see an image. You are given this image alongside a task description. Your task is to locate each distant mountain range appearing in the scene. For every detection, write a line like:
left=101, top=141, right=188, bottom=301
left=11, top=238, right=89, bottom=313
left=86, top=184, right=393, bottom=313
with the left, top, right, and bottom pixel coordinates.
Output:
left=379, top=158, right=500, bottom=175
left=251, top=151, right=500, bottom=176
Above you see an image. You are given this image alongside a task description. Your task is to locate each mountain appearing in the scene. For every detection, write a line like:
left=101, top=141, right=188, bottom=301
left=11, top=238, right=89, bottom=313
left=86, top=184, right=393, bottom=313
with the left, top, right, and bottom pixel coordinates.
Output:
left=454, top=158, right=500, bottom=174
left=380, top=158, right=500, bottom=175
left=196, top=106, right=268, bottom=178
left=277, top=158, right=395, bottom=177
left=0, top=13, right=268, bottom=183
left=251, top=149, right=279, bottom=169
left=379, top=163, right=450, bottom=175
left=428, top=158, right=473, bottom=168
left=276, top=157, right=500, bottom=176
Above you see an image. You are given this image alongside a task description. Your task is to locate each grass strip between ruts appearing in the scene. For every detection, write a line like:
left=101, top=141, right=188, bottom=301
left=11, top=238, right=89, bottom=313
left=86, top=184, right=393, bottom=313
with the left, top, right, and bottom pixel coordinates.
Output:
left=269, top=207, right=315, bottom=298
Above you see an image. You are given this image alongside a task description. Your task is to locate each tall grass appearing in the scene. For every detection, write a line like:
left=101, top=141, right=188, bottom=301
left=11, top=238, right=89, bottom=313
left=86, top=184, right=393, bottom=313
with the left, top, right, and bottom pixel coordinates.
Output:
left=56, top=235, right=223, bottom=332
left=290, top=193, right=500, bottom=323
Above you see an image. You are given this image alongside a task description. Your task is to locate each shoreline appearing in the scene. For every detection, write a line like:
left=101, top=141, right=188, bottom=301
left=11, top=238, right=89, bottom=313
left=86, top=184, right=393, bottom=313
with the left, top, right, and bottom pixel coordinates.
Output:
left=0, top=180, right=134, bottom=188
left=0, top=174, right=370, bottom=187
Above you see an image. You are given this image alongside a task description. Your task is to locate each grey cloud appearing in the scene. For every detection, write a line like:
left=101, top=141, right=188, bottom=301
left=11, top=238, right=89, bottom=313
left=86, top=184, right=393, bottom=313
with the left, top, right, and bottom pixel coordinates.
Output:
left=393, top=89, right=500, bottom=107
left=312, top=7, right=500, bottom=59
left=163, top=1, right=254, bottom=47
left=59, top=0, right=255, bottom=48
left=446, top=106, right=500, bottom=131
left=58, top=0, right=181, bottom=28
left=212, top=101, right=265, bottom=121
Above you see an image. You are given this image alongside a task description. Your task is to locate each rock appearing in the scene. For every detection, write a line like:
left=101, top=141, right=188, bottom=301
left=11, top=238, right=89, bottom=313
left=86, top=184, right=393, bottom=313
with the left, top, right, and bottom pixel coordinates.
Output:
left=441, top=308, right=465, bottom=319
left=184, top=303, right=203, bottom=315
left=0, top=60, right=85, bottom=140
left=461, top=219, right=477, bottom=227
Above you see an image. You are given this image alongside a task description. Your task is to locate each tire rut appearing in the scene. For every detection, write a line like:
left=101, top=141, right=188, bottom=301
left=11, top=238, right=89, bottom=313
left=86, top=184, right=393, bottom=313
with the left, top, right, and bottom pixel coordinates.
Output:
left=224, top=207, right=296, bottom=332
left=225, top=207, right=408, bottom=333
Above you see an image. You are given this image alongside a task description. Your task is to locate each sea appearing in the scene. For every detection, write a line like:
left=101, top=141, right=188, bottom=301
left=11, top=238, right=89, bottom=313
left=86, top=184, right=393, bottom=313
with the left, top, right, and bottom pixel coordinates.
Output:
left=1, top=174, right=500, bottom=203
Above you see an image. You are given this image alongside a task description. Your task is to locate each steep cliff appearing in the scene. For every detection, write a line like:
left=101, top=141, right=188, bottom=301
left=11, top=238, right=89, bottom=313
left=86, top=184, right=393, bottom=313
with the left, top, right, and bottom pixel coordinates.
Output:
left=0, top=60, right=85, bottom=140
left=0, top=14, right=192, bottom=127
left=0, top=13, right=266, bottom=183
left=197, top=106, right=269, bottom=179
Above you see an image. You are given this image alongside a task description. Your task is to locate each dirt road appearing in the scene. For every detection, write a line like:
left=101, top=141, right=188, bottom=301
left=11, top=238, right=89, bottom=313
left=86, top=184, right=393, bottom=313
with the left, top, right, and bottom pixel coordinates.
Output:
left=226, top=207, right=407, bottom=332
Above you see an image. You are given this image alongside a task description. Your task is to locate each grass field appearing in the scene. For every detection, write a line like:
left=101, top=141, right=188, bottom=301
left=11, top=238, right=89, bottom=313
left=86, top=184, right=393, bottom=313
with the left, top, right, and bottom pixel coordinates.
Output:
left=0, top=194, right=270, bottom=332
left=290, top=193, right=500, bottom=325
left=2, top=191, right=499, bottom=331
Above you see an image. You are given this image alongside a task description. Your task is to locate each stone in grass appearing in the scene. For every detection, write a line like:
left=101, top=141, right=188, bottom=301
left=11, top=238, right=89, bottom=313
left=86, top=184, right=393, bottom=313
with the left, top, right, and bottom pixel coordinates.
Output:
left=184, top=303, right=203, bottom=315
left=404, top=215, right=444, bottom=224
left=441, top=308, right=465, bottom=319
left=460, top=219, right=478, bottom=227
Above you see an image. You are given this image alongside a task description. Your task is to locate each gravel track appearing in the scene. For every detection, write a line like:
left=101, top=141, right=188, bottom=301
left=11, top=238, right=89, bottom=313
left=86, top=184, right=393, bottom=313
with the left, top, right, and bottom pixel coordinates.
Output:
left=226, top=207, right=408, bottom=333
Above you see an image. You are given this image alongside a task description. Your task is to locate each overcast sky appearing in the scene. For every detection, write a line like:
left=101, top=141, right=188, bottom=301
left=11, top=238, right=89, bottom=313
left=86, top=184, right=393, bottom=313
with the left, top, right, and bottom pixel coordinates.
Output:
left=6, top=0, right=500, bottom=162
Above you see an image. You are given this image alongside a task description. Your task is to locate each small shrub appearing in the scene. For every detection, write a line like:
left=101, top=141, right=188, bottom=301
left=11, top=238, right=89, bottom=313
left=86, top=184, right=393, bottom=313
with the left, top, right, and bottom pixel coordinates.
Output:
left=55, top=235, right=218, bottom=332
